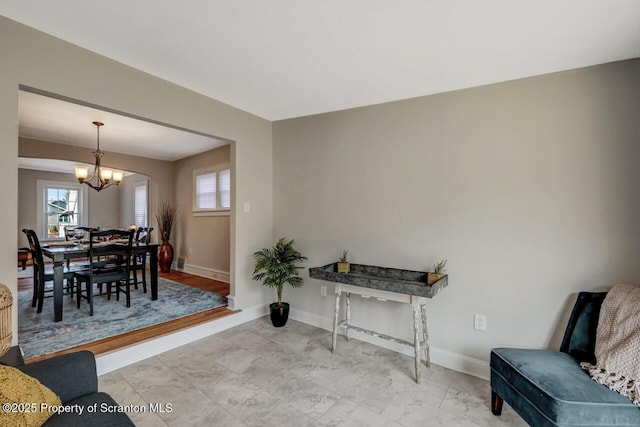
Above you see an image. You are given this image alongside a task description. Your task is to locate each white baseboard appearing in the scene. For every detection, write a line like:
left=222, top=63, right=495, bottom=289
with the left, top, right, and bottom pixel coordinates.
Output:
left=96, top=304, right=489, bottom=380
left=289, top=307, right=490, bottom=380
left=180, top=263, right=230, bottom=283
left=95, top=304, right=267, bottom=376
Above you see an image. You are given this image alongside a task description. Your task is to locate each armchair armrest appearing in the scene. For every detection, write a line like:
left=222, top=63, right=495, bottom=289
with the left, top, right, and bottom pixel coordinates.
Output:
left=17, top=350, right=98, bottom=403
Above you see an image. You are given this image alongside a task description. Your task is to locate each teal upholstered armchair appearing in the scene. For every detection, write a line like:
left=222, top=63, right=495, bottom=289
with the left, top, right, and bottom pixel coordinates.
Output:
left=490, top=292, right=640, bottom=427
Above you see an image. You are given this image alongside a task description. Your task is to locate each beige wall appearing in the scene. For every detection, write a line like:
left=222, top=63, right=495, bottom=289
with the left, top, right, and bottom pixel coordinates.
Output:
left=273, top=59, right=640, bottom=365
left=18, top=168, right=120, bottom=247
left=174, top=145, right=231, bottom=275
left=118, top=173, right=150, bottom=233
left=1, top=16, right=273, bottom=343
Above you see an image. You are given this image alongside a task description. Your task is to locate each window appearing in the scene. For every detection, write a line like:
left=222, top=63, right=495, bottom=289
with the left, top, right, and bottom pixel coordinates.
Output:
left=196, top=172, right=217, bottom=209
left=134, top=181, right=148, bottom=227
left=193, top=167, right=231, bottom=215
left=36, top=180, right=88, bottom=240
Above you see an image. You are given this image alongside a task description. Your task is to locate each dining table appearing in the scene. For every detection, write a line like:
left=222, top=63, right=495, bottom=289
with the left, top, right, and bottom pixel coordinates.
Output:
left=41, top=241, right=160, bottom=322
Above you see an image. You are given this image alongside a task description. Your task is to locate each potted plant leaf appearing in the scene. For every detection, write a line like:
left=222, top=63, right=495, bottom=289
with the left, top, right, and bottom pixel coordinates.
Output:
left=428, top=259, right=447, bottom=285
left=337, top=249, right=350, bottom=273
left=252, top=238, right=307, bottom=327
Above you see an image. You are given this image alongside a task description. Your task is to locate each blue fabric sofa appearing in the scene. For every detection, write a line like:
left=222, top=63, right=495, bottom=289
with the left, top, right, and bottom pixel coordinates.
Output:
left=491, top=292, right=640, bottom=427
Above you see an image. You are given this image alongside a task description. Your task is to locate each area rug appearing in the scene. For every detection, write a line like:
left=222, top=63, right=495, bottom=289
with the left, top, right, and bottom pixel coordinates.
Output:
left=18, top=277, right=226, bottom=359
left=18, top=268, right=33, bottom=279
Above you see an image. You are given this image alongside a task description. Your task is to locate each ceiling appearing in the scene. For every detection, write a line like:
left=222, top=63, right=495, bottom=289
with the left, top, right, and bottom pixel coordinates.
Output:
left=19, top=90, right=227, bottom=162
left=2, top=1, right=640, bottom=153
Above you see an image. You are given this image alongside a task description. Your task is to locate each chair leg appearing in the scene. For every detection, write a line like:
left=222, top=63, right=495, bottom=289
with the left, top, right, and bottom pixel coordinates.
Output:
left=132, top=261, right=139, bottom=290
left=76, top=279, right=82, bottom=309
left=125, top=278, right=131, bottom=308
left=88, top=283, right=93, bottom=316
left=491, top=390, right=504, bottom=416
left=36, top=275, right=45, bottom=314
left=31, top=275, right=38, bottom=307
left=141, top=259, right=147, bottom=293
left=67, top=277, right=74, bottom=300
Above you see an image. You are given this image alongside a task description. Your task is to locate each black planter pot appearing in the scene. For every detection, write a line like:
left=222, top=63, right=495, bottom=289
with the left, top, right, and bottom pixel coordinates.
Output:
left=269, top=302, right=290, bottom=327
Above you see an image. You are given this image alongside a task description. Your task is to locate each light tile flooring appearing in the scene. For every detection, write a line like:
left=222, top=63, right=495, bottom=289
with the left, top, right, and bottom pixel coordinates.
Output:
left=100, top=318, right=527, bottom=426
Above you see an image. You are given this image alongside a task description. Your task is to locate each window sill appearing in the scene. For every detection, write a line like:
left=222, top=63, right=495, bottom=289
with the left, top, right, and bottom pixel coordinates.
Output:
left=192, top=210, right=230, bottom=217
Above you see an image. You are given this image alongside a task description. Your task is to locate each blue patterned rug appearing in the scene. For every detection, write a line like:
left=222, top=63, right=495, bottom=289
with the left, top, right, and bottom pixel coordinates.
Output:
left=18, top=277, right=226, bottom=359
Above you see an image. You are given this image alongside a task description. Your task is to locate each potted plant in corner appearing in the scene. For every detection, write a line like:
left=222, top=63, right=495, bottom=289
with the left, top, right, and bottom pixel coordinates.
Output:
left=337, top=249, right=350, bottom=273
left=252, top=238, right=307, bottom=327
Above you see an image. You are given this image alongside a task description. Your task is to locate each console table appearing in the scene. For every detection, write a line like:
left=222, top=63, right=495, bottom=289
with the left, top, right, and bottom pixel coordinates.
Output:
left=309, top=263, right=448, bottom=383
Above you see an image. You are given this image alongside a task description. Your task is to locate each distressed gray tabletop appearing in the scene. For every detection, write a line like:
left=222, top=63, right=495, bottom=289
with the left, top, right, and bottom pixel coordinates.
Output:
left=309, top=263, right=448, bottom=298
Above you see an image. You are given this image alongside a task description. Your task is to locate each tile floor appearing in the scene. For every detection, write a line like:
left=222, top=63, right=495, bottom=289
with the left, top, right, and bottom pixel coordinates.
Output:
left=100, top=317, right=528, bottom=426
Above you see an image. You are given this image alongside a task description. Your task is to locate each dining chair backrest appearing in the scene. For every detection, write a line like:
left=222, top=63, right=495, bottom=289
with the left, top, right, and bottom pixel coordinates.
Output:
left=135, top=227, right=153, bottom=244
left=22, top=229, right=44, bottom=268
left=87, top=229, right=135, bottom=274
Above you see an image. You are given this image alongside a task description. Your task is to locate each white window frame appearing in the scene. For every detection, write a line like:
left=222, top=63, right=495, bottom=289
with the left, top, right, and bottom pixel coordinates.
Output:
left=192, top=166, right=231, bottom=217
left=134, top=180, right=149, bottom=228
left=36, top=179, right=89, bottom=241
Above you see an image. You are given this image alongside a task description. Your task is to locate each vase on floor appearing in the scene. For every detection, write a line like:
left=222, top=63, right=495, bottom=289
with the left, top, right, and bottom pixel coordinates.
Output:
left=158, top=239, right=174, bottom=273
left=156, top=202, right=177, bottom=273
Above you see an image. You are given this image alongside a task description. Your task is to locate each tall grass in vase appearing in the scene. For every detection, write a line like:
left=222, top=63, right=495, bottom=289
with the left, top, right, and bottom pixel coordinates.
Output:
left=156, top=201, right=177, bottom=273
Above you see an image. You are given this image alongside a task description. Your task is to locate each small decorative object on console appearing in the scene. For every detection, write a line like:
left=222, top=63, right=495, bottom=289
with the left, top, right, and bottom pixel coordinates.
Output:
left=337, top=249, right=350, bottom=273
left=428, top=259, right=447, bottom=285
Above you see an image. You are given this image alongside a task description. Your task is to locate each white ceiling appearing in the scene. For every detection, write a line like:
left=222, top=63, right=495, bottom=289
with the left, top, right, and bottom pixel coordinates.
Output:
left=0, top=0, right=640, bottom=122
left=2, top=1, right=640, bottom=122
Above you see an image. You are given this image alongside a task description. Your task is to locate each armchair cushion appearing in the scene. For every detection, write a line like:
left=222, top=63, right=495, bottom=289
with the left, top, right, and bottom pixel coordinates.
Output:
left=491, top=348, right=640, bottom=426
left=559, top=291, right=606, bottom=364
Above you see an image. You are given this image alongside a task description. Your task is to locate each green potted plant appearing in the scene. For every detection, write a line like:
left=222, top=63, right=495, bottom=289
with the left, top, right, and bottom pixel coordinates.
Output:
left=428, top=259, right=447, bottom=285
left=337, top=249, right=350, bottom=273
left=252, top=238, right=307, bottom=327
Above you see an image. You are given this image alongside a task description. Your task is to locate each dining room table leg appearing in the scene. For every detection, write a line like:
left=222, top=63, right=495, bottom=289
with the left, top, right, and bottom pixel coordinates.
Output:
left=52, top=257, right=65, bottom=322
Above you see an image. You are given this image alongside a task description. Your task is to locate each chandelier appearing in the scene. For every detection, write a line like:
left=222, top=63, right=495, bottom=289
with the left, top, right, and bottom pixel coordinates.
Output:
left=74, top=121, right=123, bottom=192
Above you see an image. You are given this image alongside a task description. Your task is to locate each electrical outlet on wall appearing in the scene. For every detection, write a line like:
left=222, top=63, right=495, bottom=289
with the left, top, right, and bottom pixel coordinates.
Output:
left=320, top=286, right=327, bottom=297
left=474, top=314, right=487, bottom=331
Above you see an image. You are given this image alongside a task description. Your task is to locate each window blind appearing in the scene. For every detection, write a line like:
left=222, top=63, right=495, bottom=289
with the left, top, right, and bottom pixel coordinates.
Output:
left=196, top=172, right=217, bottom=209
left=219, top=169, right=231, bottom=208
left=134, top=182, right=148, bottom=227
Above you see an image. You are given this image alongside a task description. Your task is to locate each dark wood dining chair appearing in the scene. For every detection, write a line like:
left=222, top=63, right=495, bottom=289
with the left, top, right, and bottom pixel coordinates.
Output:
left=73, top=229, right=134, bottom=316
left=21, top=229, right=85, bottom=313
left=131, top=227, right=153, bottom=293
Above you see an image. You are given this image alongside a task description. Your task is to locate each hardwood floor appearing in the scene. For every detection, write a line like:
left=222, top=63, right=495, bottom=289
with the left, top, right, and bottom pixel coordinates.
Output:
left=19, top=270, right=234, bottom=364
